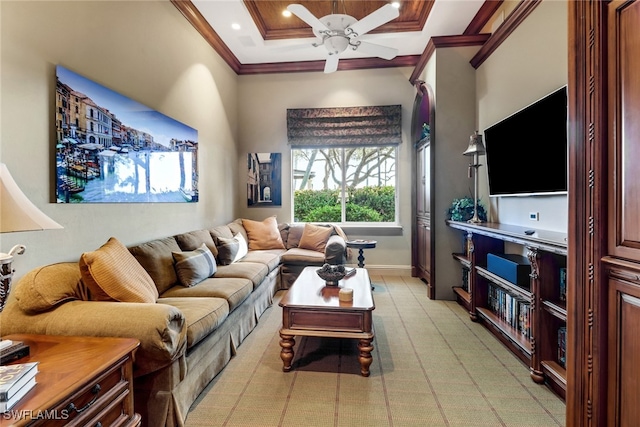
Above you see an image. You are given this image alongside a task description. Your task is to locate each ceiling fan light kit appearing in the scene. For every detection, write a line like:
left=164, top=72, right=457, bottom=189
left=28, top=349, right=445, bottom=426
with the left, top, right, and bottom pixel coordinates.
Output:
left=286, top=3, right=400, bottom=73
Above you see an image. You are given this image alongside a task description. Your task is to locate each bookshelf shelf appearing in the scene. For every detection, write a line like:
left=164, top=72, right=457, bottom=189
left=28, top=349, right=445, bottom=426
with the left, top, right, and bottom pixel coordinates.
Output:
left=541, top=360, right=567, bottom=398
left=477, top=307, right=532, bottom=356
left=476, top=266, right=532, bottom=300
left=452, top=253, right=471, bottom=268
left=542, top=300, right=567, bottom=321
left=447, top=220, right=567, bottom=400
left=452, top=287, right=471, bottom=311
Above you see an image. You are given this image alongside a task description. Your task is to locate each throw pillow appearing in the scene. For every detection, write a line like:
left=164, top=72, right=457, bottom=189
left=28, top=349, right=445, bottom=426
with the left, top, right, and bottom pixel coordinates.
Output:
left=298, top=223, right=334, bottom=252
left=242, top=216, right=285, bottom=250
left=215, top=236, right=240, bottom=265
left=172, top=243, right=217, bottom=287
left=79, top=237, right=158, bottom=303
left=234, top=232, right=248, bottom=263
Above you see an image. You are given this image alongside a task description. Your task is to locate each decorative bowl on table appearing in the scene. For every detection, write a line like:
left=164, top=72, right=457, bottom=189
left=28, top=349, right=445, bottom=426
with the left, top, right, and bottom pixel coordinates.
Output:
left=316, top=264, right=346, bottom=286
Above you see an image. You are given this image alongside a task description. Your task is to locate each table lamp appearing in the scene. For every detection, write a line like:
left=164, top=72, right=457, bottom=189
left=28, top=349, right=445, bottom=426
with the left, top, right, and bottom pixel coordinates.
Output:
left=463, top=131, right=487, bottom=224
left=1, top=163, right=63, bottom=312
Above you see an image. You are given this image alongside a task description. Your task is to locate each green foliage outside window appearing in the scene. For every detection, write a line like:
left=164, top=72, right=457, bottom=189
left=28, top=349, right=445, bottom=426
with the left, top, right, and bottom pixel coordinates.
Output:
left=294, top=186, right=395, bottom=223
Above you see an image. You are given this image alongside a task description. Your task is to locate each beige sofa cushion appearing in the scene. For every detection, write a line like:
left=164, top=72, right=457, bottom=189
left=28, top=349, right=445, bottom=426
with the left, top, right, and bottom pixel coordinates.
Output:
left=285, top=224, right=304, bottom=249
left=227, top=219, right=248, bottom=244
left=209, top=224, right=233, bottom=241
left=240, top=249, right=284, bottom=272
left=280, top=247, right=326, bottom=266
left=80, top=237, right=158, bottom=303
left=129, top=237, right=181, bottom=295
left=298, top=223, right=333, bottom=252
left=242, top=216, right=285, bottom=250
left=14, top=262, right=84, bottom=313
left=160, top=277, right=253, bottom=312
left=214, top=262, right=269, bottom=289
left=172, top=244, right=217, bottom=287
left=158, top=297, right=229, bottom=349
left=175, top=229, right=218, bottom=258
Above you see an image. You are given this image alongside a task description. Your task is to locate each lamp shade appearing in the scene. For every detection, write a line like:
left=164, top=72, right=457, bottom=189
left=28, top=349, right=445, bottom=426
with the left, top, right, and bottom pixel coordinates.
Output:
left=463, top=131, right=486, bottom=156
left=0, top=163, right=63, bottom=232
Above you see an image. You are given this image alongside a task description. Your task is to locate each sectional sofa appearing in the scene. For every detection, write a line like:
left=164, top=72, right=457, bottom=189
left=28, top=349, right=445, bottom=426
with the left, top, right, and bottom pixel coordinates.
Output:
left=0, top=217, right=348, bottom=427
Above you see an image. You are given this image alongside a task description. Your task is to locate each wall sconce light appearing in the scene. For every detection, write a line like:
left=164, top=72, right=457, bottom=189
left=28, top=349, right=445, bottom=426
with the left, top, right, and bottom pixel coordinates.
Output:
left=463, top=131, right=486, bottom=224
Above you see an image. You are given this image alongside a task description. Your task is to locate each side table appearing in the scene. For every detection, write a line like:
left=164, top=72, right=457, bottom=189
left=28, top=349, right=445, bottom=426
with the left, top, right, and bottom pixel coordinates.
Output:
left=0, top=334, right=141, bottom=427
left=346, top=240, right=377, bottom=290
left=346, top=239, right=377, bottom=268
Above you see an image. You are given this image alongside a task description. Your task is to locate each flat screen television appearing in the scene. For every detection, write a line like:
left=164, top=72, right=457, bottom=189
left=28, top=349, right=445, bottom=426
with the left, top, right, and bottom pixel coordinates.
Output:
left=484, top=86, right=568, bottom=197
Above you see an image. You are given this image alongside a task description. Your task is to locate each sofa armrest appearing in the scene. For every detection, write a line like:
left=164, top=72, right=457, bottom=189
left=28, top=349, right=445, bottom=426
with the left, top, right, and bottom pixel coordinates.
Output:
left=325, top=234, right=347, bottom=265
left=6, top=300, right=187, bottom=377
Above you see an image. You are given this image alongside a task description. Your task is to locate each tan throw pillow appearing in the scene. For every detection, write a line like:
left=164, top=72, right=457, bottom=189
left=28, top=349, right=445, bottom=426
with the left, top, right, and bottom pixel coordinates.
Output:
left=242, top=216, right=285, bottom=250
left=298, top=223, right=334, bottom=252
left=79, top=237, right=158, bottom=303
left=172, top=244, right=217, bottom=287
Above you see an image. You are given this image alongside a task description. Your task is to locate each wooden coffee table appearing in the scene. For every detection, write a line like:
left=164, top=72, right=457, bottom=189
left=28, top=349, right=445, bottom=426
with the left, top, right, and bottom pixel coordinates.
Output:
left=279, top=266, right=375, bottom=376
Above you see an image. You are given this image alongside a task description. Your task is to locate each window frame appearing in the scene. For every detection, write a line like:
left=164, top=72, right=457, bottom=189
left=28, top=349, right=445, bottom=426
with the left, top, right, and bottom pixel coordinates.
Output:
left=290, top=145, right=399, bottom=226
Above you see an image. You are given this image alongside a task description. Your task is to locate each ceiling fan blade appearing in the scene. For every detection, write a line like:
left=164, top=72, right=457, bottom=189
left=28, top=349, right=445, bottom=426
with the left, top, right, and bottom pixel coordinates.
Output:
left=355, top=41, right=398, bottom=60
left=324, top=54, right=340, bottom=74
left=287, top=4, right=329, bottom=31
left=346, top=4, right=399, bottom=38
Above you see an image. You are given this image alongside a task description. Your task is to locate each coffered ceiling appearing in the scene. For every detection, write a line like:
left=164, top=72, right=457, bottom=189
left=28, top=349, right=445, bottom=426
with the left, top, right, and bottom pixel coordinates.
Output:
left=172, top=0, right=501, bottom=74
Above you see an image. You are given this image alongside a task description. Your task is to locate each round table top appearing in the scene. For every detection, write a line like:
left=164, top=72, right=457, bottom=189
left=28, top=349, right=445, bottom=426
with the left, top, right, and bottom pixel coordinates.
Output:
left=346, top=239, right=377, bottom=249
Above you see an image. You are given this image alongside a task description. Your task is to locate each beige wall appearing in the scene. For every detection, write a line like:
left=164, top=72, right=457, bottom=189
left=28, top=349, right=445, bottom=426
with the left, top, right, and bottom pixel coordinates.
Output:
left=475, top=0, right=569, bottom=232
left=0, top=1, right=239, bottom=277
left=0, top=0, right=569, bottom=281
left=236, top=68, right=417, bottom=273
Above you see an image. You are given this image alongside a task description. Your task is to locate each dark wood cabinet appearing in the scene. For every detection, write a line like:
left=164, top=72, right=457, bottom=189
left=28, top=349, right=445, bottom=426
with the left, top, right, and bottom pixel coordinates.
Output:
left=411, top=83, right=434, bottom=298
left=415, top=140, right=431, bottom=287
left=448, top=220, right=568, bottom=399
left=603, top=2, right=640, bottom=426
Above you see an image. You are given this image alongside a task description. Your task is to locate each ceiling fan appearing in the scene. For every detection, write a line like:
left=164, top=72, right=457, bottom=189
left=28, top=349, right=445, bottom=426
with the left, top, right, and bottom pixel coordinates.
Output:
left=286, top=2, right=400, bottom=73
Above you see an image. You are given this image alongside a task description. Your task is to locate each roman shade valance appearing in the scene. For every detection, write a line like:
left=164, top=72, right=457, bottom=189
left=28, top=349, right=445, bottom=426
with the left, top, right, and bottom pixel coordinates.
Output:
left=287, top=105, right=402, bottom=148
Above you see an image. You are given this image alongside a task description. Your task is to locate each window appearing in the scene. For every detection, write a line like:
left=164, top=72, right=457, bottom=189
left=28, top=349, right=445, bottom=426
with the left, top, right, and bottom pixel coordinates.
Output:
left=292, top=146, right=397, bottom=223
left=288, top=105, right=401, bottom=225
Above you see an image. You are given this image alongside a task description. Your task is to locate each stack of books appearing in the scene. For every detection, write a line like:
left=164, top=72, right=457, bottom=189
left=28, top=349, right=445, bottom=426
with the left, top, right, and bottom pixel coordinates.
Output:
left=0, top=340, right=30, bottom=364
left=0, top=361, right=38, bottom=412
left=558, top=326, right=567, bottom=368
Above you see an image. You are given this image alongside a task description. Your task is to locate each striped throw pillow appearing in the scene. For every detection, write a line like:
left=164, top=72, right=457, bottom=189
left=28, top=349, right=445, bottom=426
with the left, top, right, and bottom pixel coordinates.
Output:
left=172, top=243, right=217, bottom=287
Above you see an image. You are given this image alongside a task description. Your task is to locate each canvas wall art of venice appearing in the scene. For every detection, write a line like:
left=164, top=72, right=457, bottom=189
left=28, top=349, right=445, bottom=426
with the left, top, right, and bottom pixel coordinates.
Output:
left=55, top=65, right=198, bottom=203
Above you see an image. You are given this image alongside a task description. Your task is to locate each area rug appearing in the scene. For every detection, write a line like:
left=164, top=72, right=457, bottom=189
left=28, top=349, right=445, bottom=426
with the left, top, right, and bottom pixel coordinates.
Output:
left=185, top=275, right=565, bottom=427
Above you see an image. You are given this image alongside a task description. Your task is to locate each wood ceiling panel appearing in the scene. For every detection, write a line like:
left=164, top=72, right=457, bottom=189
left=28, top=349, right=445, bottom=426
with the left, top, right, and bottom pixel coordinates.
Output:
left=244, top=0, right=434, bottom=40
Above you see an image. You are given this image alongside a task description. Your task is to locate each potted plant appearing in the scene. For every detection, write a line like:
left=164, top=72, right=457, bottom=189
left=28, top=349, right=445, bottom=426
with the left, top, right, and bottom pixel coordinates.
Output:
left=447, top=196, right=487, bottom=222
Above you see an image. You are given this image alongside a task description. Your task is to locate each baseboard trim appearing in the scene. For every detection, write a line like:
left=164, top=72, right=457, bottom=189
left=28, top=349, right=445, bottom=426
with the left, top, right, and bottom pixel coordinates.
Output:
left=348, top=265, right=412, bottom=277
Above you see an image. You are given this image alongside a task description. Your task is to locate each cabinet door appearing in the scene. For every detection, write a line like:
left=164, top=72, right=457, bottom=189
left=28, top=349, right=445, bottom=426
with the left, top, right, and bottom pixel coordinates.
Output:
left=417, top=218, right=431, bottom=277
left=608, top=0, right=640, bottom=262
left=608, top=272, right=640, bottom=427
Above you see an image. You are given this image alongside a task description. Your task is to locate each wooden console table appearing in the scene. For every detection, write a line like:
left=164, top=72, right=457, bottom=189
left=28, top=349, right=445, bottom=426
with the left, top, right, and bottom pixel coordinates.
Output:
left=446, top=220, right=568, bottom=400
left=0, top=334, right=140, bottom=427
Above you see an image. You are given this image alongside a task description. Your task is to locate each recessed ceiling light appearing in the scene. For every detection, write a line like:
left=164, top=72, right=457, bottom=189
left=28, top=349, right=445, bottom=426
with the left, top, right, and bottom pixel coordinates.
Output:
left=391, top=2, right=400, bottom=9
left=282, top=10, right=292, bottom=17
left=231, top=23, right=241, bottom=30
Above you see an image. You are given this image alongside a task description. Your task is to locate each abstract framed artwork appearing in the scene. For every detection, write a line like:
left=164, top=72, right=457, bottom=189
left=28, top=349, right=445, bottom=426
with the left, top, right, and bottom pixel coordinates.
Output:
left=55, top=65, right=198, bottom=203
left=247, top=153, right=282, bottom=207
